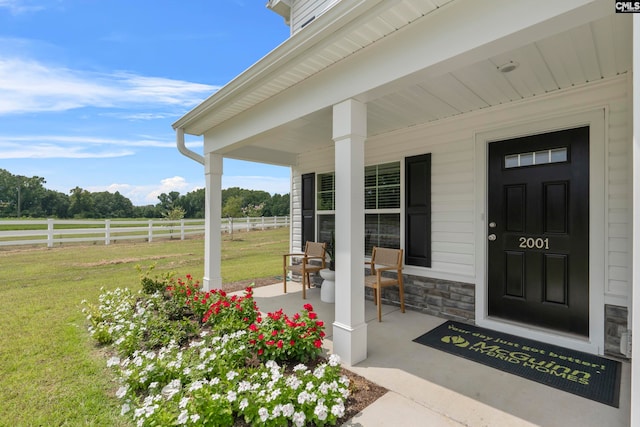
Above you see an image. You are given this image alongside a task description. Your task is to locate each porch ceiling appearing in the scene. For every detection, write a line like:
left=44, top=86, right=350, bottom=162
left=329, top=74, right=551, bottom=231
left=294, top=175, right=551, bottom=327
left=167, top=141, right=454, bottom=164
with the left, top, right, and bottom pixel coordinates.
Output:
left=175, top=1, right=631, bottom=166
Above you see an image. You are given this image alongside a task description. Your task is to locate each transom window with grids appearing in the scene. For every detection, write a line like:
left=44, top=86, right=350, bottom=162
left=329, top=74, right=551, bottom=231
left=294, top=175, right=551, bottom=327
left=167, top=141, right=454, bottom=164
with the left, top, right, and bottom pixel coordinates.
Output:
left=317, top=162, right=400, bottom=256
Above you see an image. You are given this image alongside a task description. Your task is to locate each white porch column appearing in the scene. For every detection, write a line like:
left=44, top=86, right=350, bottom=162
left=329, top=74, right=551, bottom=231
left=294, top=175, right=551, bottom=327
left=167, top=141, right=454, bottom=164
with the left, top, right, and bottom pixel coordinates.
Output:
left=203, top=153, right=223, bottom=290
left=332, top=99, right=367, bottom=366
left=631, top=14, right=640, bottom=427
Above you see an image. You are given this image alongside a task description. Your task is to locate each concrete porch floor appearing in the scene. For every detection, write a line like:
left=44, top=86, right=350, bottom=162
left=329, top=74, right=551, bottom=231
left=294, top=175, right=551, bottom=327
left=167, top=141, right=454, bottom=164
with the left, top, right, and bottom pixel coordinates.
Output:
left=245, top=281, right=630, bottom=427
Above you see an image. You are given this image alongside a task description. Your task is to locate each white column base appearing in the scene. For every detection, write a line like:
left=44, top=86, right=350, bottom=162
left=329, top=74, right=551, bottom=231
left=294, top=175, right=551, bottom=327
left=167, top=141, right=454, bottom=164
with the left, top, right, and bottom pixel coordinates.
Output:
left=202, top=275, right=223, bottom=291
left=332, top=321, right=367, bottom=366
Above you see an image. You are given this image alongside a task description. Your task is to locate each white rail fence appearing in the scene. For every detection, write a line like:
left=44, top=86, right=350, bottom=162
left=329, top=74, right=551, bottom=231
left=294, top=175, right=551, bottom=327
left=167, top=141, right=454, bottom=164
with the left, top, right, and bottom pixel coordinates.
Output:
left=0, top=216, right=290, bottom=248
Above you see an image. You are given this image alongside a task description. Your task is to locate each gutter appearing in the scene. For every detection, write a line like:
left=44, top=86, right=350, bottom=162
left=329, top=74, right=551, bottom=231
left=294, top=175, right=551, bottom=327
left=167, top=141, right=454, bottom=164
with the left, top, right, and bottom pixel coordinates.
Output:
left=176, top=127, right=204, bottom=165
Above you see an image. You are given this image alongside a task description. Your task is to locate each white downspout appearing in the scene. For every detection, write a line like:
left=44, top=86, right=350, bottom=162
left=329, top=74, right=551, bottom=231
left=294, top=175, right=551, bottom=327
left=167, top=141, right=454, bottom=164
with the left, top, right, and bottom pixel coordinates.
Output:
left=176, top=127, right=204, bottom=165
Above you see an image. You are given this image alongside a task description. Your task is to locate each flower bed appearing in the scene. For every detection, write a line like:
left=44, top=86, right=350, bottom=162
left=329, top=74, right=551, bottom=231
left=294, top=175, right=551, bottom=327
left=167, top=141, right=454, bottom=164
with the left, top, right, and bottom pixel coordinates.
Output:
left=82, top=272, right=350, bottom=426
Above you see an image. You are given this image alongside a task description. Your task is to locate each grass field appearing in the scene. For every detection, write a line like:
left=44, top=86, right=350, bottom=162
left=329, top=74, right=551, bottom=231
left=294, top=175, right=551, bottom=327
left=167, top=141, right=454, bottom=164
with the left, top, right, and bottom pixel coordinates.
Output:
left=0, top=228, right=289, bottom=426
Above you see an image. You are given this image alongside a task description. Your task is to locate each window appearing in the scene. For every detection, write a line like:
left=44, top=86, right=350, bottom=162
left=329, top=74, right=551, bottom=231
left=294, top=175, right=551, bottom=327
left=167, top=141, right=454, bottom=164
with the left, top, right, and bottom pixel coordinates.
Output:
left=317, top=162, right=400, bottom=256
left=504, top=147, right=568, bottom=168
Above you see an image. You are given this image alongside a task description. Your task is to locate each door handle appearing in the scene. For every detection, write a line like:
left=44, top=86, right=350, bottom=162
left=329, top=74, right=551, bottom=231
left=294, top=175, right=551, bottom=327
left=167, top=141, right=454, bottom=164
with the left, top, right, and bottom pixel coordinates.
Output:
left=488, top=234, right=497, bottom=241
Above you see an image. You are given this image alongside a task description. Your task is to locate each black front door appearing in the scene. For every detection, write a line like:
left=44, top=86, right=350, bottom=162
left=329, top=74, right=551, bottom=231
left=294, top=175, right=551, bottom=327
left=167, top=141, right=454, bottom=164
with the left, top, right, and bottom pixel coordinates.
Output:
left=488, top=127, right=589, bottom=336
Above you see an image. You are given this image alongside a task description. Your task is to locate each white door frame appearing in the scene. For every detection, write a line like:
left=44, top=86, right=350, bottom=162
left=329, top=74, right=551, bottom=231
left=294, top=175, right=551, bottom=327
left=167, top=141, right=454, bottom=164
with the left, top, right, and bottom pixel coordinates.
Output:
left=474, top=108, right=606, bottom=355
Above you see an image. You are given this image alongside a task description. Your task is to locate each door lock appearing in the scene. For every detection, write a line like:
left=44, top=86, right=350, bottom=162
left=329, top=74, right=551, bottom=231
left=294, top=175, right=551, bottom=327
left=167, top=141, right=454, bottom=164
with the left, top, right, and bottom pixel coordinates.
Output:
left=489, top=222, right=496, bottom=228
left=488, top=234, right=497, bottom=241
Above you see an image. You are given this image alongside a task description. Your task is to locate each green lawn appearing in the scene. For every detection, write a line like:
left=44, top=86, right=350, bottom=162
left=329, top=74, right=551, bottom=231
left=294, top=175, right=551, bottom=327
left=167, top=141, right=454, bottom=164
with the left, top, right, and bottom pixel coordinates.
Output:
left=0, top=228, right=289, bottom=426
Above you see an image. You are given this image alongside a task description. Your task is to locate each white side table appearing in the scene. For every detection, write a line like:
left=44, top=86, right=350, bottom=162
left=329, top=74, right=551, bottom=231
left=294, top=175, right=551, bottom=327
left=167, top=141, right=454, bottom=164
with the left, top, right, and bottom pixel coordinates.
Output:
left=319, top=268, right=335, bottom=303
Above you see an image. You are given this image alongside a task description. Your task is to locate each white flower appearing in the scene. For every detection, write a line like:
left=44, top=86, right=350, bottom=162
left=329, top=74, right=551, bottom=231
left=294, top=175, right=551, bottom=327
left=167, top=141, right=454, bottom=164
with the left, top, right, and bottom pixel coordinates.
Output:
left=329, top=353, right=341, bottom=366
left=179, top=397, right=190, bottom=409
left=265, top=360, right=279, bottom=370
left=238, top=381, right=252, bottom=392
left=319, top=382, right=330, bottom=394
left=259, top=407, right=269, bottom=422
left=272, top=404, right=283, bottom=418
left=313, top=365, right=326, bottom=379
left=293, top=364, right=307, bottom=372
left=190, top=414, right=200, bottom=423
left=293, top=411, right=306, bottom=427
left=226, top=370, right=239, bottom=381
left=107, top=356, right=120, bottom=367
left=189, top=380, right=204, bottom=392
left=120, top=403, right=131, bottom=415
left=226, top=390, right=237, bottom=402
left=239, top=398, right=249, bottom=410
left=116, top=386, right=128, bottom=399
left=297, top=391, right=309, bottom=404
left=161, top=379, right=181, bottom=400
left=331, top=401, right=345, bottom=417
left=177, top=410, right=188, bottom=425
left=281, top=403, right=294, bottom=417
left=286, top=376, right=302, bottom=390
left=314, top=402, right=328, bottom=421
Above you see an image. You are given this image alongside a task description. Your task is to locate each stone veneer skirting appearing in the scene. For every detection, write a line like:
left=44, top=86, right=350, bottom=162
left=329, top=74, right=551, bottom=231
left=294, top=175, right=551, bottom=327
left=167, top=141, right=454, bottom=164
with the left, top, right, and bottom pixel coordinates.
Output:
left=361, top=270, right=476, bottom=323
left=605, top=304, right=628, bottom=359
left=310, top=270, right=629, bottom=359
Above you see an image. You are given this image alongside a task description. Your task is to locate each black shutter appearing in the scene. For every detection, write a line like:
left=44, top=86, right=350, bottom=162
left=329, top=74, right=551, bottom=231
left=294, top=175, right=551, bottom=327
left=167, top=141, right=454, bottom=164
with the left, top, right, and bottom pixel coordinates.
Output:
left=405, top=154, right=431, bottom=267
left=301, top=173, right=315, bottom=250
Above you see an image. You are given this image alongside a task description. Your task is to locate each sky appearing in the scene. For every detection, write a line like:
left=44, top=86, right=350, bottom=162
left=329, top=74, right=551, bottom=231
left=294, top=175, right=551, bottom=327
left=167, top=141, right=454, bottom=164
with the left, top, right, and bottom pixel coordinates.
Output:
left=0, top=0, right=292, bottom=205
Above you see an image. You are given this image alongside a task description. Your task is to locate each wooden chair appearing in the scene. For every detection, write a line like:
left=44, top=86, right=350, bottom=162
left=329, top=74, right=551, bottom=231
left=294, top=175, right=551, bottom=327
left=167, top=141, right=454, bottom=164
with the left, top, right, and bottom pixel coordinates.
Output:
left=283, top=241, right=327, bottom=299
left=365, top=247, right=405, bottom=321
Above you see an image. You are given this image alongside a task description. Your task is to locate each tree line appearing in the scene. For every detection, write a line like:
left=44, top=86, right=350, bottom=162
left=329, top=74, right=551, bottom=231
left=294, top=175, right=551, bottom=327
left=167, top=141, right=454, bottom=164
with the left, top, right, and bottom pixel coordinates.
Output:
left=0, top=169, right=289, bottom=219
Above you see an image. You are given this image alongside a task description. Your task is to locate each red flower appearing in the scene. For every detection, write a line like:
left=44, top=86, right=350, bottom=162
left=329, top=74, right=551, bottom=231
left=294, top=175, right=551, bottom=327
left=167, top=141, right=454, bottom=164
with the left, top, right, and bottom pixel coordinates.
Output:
left=277, top=340, right=283, bottom=349
left=303, top=303, right=313, bottom=311
left=313, top=339, right=322, bottom=348
left=249, top=324, right=258, bottom=332
left=308, top=312, right=317, bottom=319
left=258, top=349, right=264, bottom=356
left=316, top=320, right=324, bottom=327
left=289, top=340, right=295, bottom=346
left=266, top=340, right=275, bottom=346
left=271, top=330, right=278, bottom=337
left=258, top=334, right=264, bottom=340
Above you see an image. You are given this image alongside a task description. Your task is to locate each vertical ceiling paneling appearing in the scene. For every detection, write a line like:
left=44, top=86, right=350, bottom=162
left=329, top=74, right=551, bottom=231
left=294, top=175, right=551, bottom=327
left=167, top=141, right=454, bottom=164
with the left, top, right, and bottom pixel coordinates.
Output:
left=536, top=36, right=580, bottom=89
left=569, top=25, right=602, bottom=82
left=591, top=18, right=619, bottom=78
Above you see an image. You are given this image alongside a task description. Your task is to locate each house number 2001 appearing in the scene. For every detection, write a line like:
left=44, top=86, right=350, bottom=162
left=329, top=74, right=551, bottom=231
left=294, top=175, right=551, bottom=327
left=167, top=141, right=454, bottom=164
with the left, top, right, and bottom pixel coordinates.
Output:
left=519, top=237, right=550, bottom=250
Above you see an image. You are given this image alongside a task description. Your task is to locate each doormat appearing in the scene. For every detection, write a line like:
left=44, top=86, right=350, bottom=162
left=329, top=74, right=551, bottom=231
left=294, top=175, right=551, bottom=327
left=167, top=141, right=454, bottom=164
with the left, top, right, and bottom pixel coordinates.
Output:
left=413, top=321, right=622, bottom=407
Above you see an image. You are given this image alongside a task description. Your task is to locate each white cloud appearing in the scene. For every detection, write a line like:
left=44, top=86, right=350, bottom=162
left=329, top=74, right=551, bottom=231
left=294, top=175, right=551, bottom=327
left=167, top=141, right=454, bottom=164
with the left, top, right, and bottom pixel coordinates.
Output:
left=0, top=0, right=44, bottom=14
left=86, top=174, right=290, bottom=206
left=0, top=57, right=218, bottom=115
left=0, top=135, right=180, bottom=159
left=88, top=176, right=204, bottom=206
left=0, top=142, right=134, bottom=159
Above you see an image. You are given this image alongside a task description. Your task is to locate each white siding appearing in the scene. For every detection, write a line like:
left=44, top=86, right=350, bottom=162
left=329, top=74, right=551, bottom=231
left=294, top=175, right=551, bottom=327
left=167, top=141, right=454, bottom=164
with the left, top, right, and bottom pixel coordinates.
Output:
left=290, top=172, right=302, bottom=252
left=293, top=75, right=631, bottom=304
left=291, top=0, right=338, bottom=34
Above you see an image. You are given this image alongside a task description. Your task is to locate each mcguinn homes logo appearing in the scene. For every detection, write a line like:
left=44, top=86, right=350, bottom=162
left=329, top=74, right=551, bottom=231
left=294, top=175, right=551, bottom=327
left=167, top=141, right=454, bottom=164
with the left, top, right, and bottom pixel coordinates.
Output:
left=440, top=324, right=608, bottom=386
